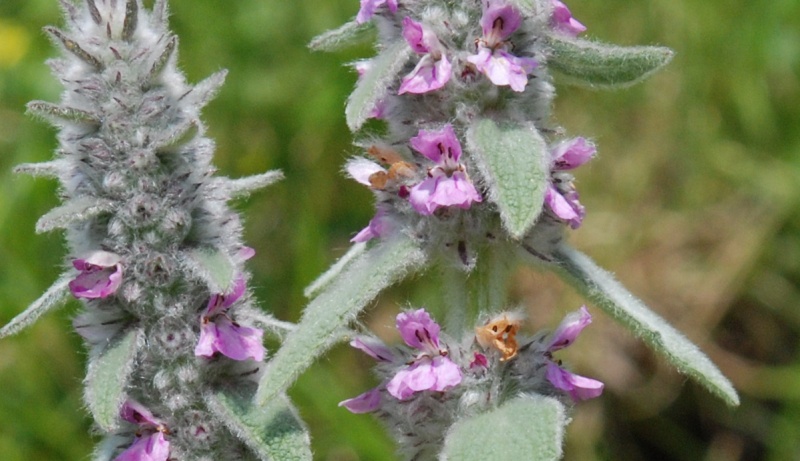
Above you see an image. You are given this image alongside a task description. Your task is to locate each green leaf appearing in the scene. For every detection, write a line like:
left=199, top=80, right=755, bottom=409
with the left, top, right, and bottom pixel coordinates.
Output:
left=345, top=41, right=412, bottom=132
left=222, top=170, right=284, bottom=200
left=548, top=243, right=740, bottom=406
left=308, top=20, right=373, bottom=52
left=208, top=390, right=312, bottom=461
left=547, top=36, right=674, bottom=89
left=466, top=118, right=549, bottom=240
left=85, top=328, right=143, bottom=431
left=187, top=247, right=236, bottom=293
left=303, top=242, right=367, bottom=299
left=36, top=196, right=114, bottom=233
left=441, top=394, right=567, bottom=461
left=256, top=235, right=427, bottom=406
left=0, top=274, right=72, bottom=338
left=27, top=101, right=100, bottom=126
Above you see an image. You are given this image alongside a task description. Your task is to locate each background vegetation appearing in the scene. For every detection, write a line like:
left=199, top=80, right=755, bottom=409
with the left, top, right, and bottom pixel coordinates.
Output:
left=0, top=0, right=798, bottom=459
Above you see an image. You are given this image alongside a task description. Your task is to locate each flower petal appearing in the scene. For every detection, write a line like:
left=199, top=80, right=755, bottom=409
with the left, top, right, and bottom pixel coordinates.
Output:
left=351, top=336, right=395, bottom=362
left=551, top=0, right=587, bottom=37
left=398, top=54, right=452, bottom=94
left=468, top=48, right=537, bottom=92
left=339, top=387, right=383, bottom=413
left=356, top=0, right=398, bottom=24
left=429, top=355, right=463, bottom=391
left=409, top=124, right=462, bottom=164
left=544, top=185, right=580, bottom=222
left=114, top=432, right=170, bottom=461
left=546, top=305, right=592, bottom=352
left=345, top=158, right=385, bottom=186
left=120, top=400, right=162, bottom=427
left=69, top=253, right=123, bottom=299
left=545, top=362, right=604, bottom=401
left=195, top=316, right=265, bottom=361
left=551, top=137, right=596, bottom=170
left=396, top=308, right=441, bottom=351
left=481, top=1, right=523, bottom=44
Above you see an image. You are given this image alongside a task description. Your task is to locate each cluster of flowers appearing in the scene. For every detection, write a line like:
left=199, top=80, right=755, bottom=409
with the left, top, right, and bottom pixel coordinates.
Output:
left=339, top=307, right=603, bottom=414
left=68, top=248, right=265, bottom=459
left=357, top=0, right=585, bottom=94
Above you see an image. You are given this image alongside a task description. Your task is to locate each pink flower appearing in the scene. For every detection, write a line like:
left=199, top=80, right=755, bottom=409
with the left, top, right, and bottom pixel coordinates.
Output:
left=386, top=309, right=462, bottom=399
left=398, top=17, right=452, bottom=94
left=356, top=0, right=398, bottom=24
left=467, top=1, right=538, bottom=91
left=115, top=400, right=170, bottom=461
left=69, top=251, right=123, bottom=299
left=407, top=125, right=482, bottom=215
left=544, top=307, right=604, bottom=401
left=338, top=387, right=383, bottom=413
left=194, top=275, right=265, bottom=361
left=551, top=0, right=586, bottom=37
left=351, top=207, right=394, bottom=243
left=544, top=137, right=596, bottom=229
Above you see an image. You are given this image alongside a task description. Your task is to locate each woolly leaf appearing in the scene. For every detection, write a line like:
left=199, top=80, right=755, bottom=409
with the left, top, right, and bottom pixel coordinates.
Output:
left=122, top=0, right=138, bottom=42
left=27, top=101, right=100, bottom=126
left=466, top=118, right=549, bottom=239
left=547, top=36, right=674, bottom=89
left=549, top=243, right=739, bottom=406
left=85, top=328, right=143, bottom=431
left=256, top=235, right=427, bottom=406
left=0, top=274, right=72, bottom=339
left=223, top=170, right=285, bottom=199
left=209, top=390, right=312, bottom=461
left=14, top=159, right=68, bottom=179
left=187, top=247, right=236, bottom=293
left=345, top=41, right=412, bottom=132
left=86, top=0, right=102, bottom=25
left=153, top=117, right=199, bottom=152
left=36, top=196, right=114, bottom=233
left=309, top=20, right=373, bottom=52
left=303, top=242, right=367, bottom=299
left=441, top=394, right=566, bottom=461
left=146, top=35, right=177, bottom=84
left=182, top=70, right=228, bottom=110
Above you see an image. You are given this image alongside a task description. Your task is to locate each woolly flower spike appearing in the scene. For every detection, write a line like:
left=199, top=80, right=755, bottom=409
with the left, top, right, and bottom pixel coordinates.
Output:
left=545, top=137, right=595, bottom=229
left=544, top=306, right=604, bottom=401
left=408, top=125, right=482, bottom=215
left=116, top=400, right=170, bottom=461
left=467, top=1, right=538, bottom=92
left=69, top=251, right=123, bottom=299
left=356, top=0, right=398, bottom=24
left=551, top=0, right=587, bottom=37
left=195, top=274, right=265, bottom=361
left=398, top=17, right=452, bottom=95
left=387, top=309, right=462, bottom=399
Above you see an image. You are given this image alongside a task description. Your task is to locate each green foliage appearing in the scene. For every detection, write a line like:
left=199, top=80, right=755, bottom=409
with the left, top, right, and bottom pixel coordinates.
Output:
left=466, top=119, right=549, bottom=240
left=0, top=274, right=70, bottom=338
left=441, top=395, right=567, bottom=461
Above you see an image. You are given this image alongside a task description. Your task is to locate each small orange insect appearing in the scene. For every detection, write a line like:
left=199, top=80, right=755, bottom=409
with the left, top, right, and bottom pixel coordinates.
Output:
left=475, top=312, right=524, bottom=361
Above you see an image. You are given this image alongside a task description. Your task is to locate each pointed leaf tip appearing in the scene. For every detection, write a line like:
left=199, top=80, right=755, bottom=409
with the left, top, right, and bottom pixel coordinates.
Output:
left=122, top=0, right=139, bottom=41
left=308, top=20, right=373, bottom=52
left=0, top=274, right=72, bottom=339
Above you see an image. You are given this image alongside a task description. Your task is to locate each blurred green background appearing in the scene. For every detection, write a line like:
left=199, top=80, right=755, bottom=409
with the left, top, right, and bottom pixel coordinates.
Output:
left=0, top=0, right=798, bottom=459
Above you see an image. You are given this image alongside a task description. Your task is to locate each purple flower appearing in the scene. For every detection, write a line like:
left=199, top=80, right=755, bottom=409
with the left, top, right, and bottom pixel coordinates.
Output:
left=544, top=306, right=604, bottom=401
left=116, top=400, right=170, bottom=461
left=356, top=0, right=398, bottom=24
left=467, top=1, right=538, bottom=92
left=386, top=309, right=462, bottom=399
left=407, top=125, right=482, bottom=215
left=339, top=309, right=462, bottom=412
left=544, top=137, right=595, bottom=229
left=69, top=251, right=123, bottom=299
left=398, top=17, right=452, bottom=94
left=551, top=0, right=586, bottom=37
left=194, top=275, right=265, bottom=361
left=351, top=207, right=394, bottom=243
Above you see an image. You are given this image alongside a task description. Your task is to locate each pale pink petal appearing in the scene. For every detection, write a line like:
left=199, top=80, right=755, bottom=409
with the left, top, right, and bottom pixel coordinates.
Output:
left=351, top=336, right=395, bottom=362
left=551, top=0, right=586, bottom=37
left=345, top=158, right=384, bottom=186
left=387, top=360, right=437, bottom=399
left=408, top=177, right=439, bottom=215
left=469, top=48, right=537, bottom=92
left=545, top=362, right=604, bottom=401
left=351, top=208, right=392, bottom=243
left=120, top=400, right=162, bottom=427
left=195, top=316, right=265, bottom=361
left=398, top=54, right=452, bottom=94
left=429, top=355, right=463, bottom=391
left=547, top=306, right=592, bottom=352
left=401, top=17, right=429, bottom=54
left=356, top=0, right=398, bottom=24
left=69, top=252, right=123, bottom=299
left=481, top=1, right=523, bottom=44
left=396, top=308, right=441, bottom=351
left=551, top=137, right=596, bottom=170
left=114, top=432, right=170, bottom=461
left=409, top=124, right=462, bottom=163
left=545, top=186, right=580, bottom=222
left=238, top=247, right=256, bottom=261
left=339, top=387, right=382, bottom=413
left=427, top=172, right=482, bottom=210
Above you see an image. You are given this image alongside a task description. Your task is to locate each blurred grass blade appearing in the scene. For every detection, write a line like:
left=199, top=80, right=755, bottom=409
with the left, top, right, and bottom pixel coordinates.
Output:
left=308, top=20, right=373, bottom=52
left=0, top=274, right=72, bottom=338
left=466, top=118, right=549, bottom=239
left=85, top=328, right=143, bottom=431
left=36, top=196, right=114, bottom=233
left=303, top=241, right=367, bottom=299
left=256, top=234, right=427, bottom=406
left=441, top=394, right=566, bottom=461
left=209, top=390, right=312, bottom=461
left=547, top=36, right=674, bottom=89
left=345, top=40, right=411, bottom=132
left=549, top=243, right=740, bottom=406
